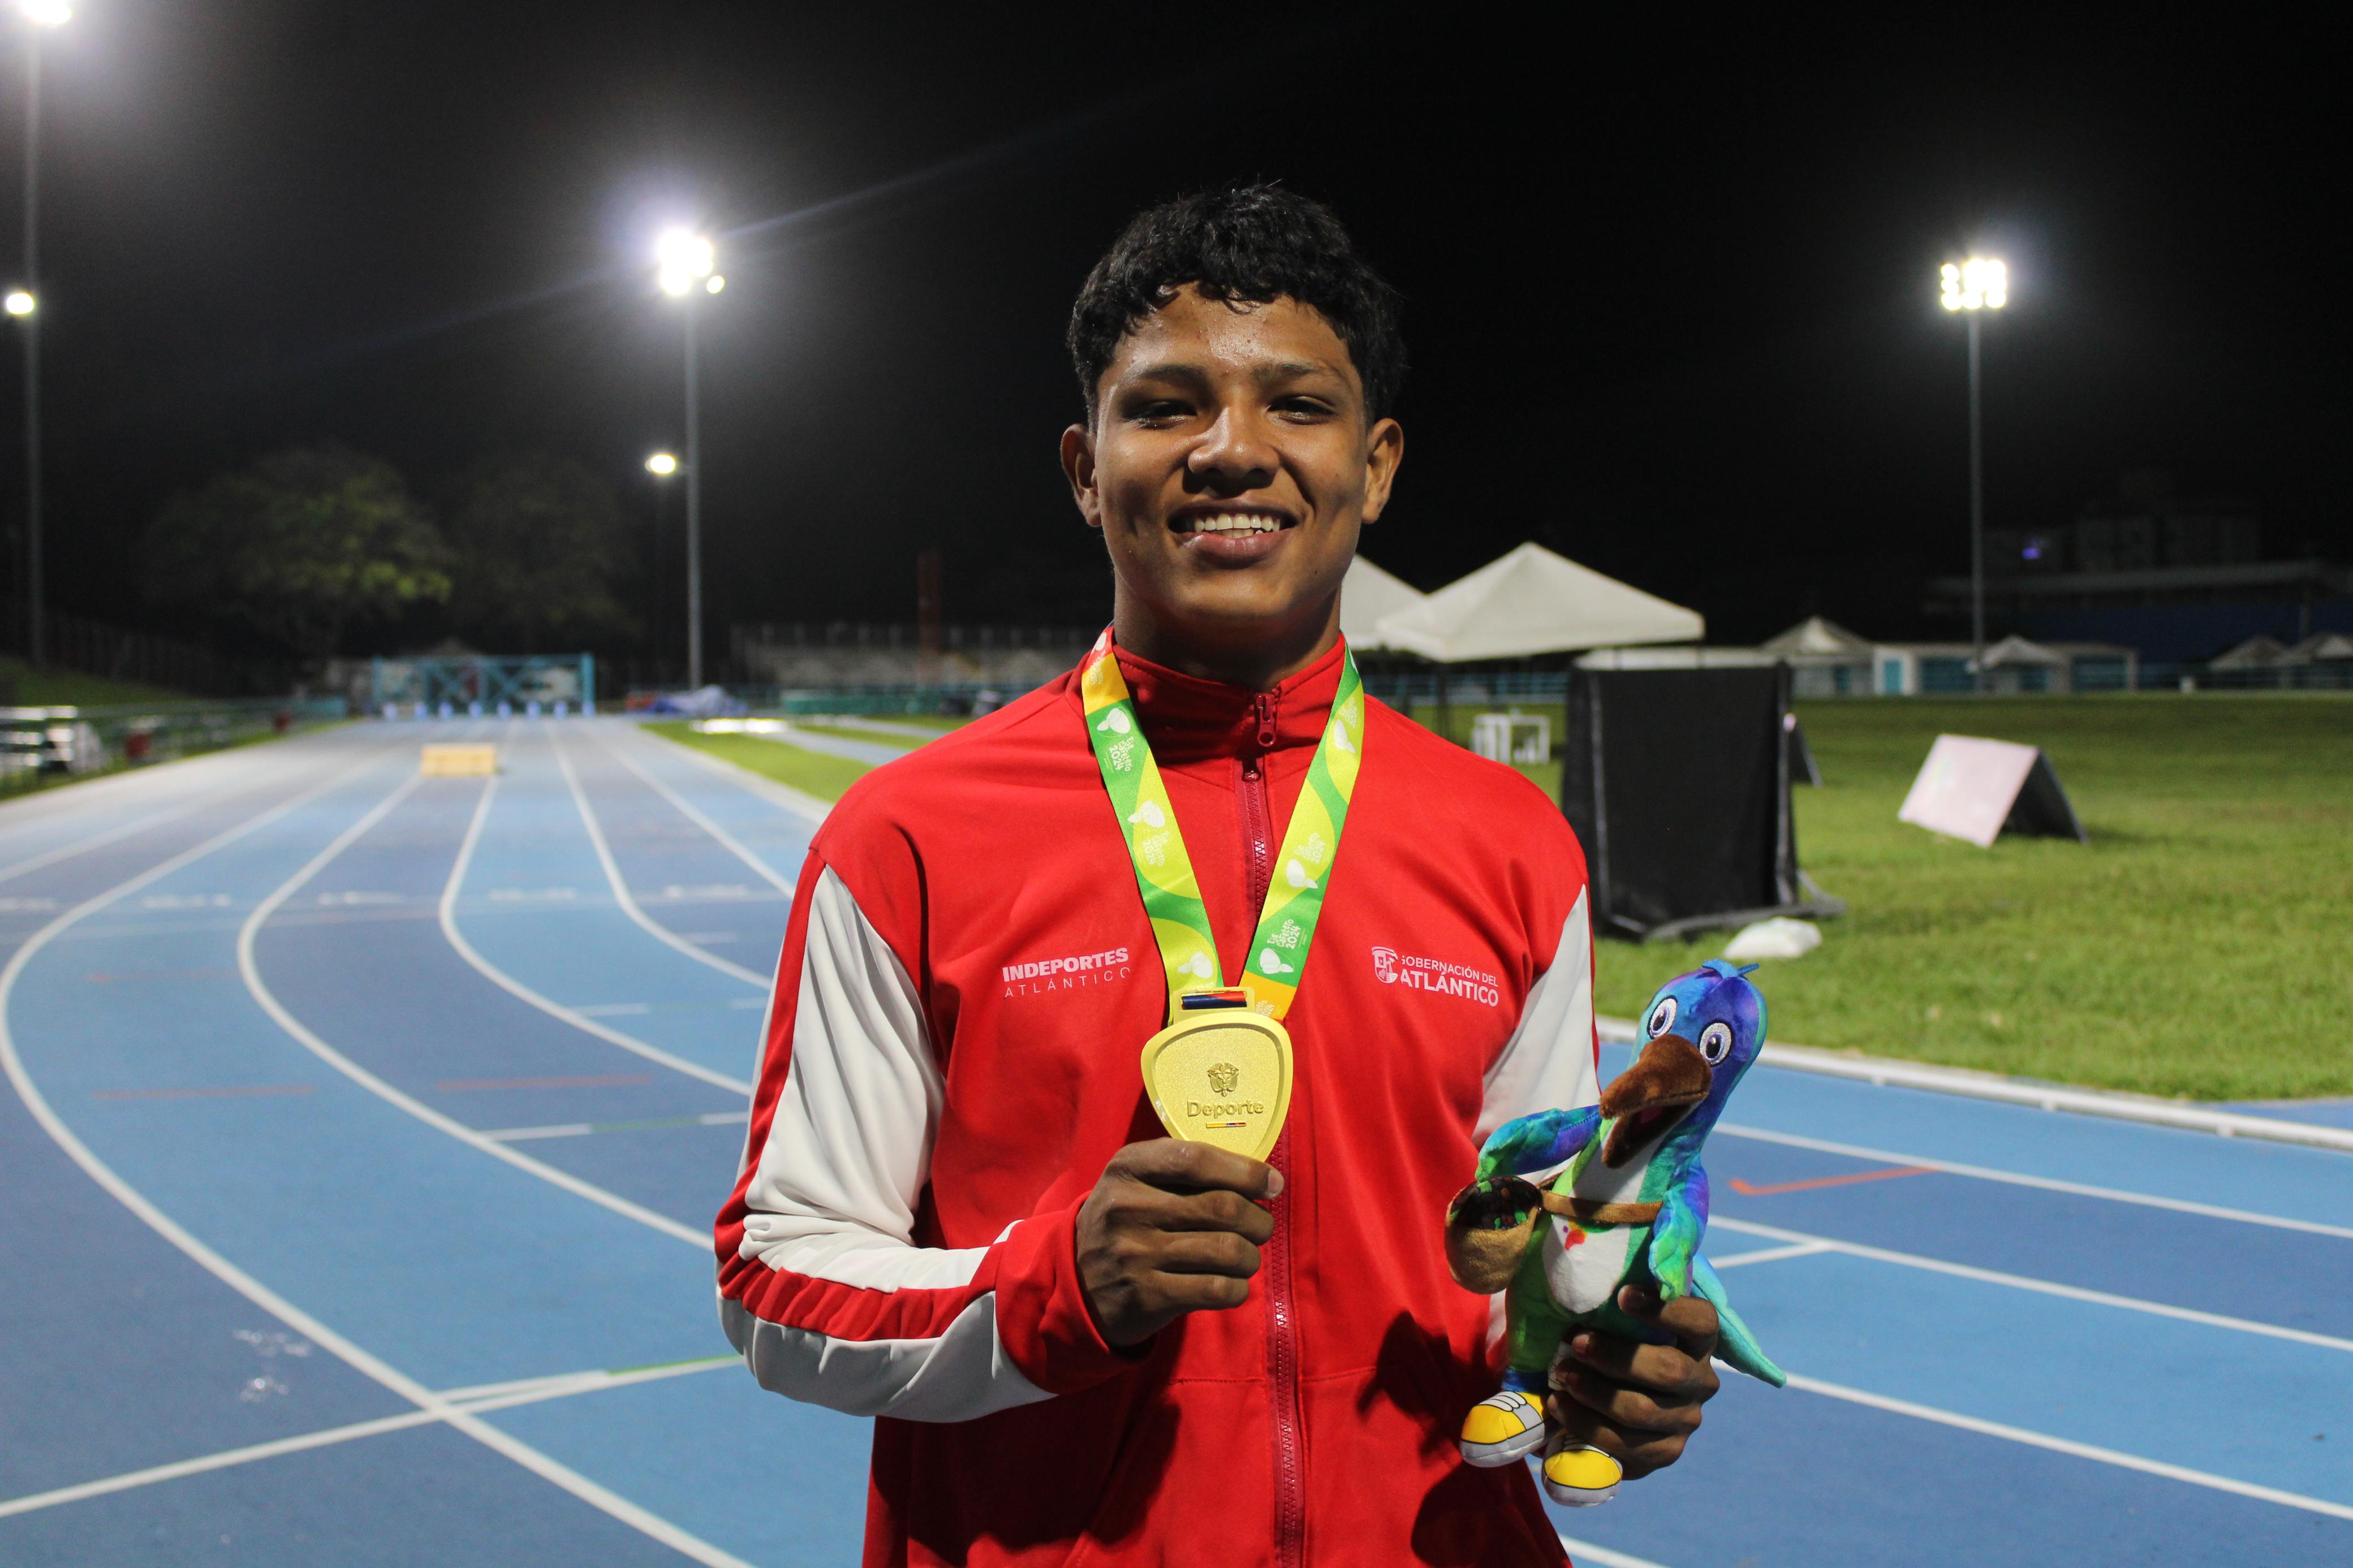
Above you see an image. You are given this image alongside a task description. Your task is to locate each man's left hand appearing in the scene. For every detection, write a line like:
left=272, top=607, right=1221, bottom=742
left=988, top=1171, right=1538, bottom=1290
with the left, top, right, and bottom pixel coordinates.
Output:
left=1545, top=1284, right=1721, bottom=1480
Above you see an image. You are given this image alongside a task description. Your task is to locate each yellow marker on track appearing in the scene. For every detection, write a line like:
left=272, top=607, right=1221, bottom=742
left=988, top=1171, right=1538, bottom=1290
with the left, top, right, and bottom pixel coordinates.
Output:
left=420, top=744, right=498, bottom=777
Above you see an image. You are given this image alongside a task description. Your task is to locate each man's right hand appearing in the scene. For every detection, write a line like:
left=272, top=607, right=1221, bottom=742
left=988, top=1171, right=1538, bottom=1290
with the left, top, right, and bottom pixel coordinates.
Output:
left=1075, top=1139, right=1281, bottom=1346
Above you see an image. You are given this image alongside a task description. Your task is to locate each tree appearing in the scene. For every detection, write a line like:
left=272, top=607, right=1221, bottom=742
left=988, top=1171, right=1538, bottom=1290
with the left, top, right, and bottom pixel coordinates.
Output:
left=146, top=443, right=451, bottom=659
left=442, top=452, right=639, bottom=652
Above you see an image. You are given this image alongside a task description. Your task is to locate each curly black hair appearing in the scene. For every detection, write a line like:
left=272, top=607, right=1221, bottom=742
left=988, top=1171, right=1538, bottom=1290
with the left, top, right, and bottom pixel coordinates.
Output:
left=1066, top=184, right=1406, bottom=423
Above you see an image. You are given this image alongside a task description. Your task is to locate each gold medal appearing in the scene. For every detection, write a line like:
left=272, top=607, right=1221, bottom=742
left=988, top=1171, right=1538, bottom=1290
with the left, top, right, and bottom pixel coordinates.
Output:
left=1080, top=632, right=1364, bottom=1168
left=1139, top=1006, right=1294, bottom=1163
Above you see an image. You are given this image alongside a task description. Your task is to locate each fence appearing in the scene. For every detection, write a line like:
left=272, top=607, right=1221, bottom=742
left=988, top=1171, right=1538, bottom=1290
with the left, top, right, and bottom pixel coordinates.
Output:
left=1, top=601, right=287, bottom=697
left=1, top=696, right=349, bottom=797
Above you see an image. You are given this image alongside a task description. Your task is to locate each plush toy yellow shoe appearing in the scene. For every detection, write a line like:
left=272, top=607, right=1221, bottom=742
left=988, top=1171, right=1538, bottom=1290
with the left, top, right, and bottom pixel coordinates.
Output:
left=1456, top=1390, right=1548, bottom=1467
left=1541, top=1442, right=1622, bottom=1507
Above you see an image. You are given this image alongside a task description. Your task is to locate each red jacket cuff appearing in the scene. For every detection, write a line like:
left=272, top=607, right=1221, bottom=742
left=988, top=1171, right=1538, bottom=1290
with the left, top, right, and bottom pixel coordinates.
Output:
left=990, top=1200, right=1150, bottom=1394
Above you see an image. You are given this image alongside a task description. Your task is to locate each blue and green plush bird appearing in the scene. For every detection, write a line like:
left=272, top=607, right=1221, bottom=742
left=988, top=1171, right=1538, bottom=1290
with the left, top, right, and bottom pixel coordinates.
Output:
left=1443, top=960, right=1786, bottom=1506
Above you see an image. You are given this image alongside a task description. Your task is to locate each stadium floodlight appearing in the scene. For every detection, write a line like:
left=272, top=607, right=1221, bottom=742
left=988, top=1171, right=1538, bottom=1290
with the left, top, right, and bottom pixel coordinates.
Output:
left=1940, top=258, right=2008, bottom=312
left=644, top=451, right=678, bottom=476
left=1941, top=256, right=2010, bottom=692
left=16, top=2, right=67, bottom=667
left=653, top=228, right=719, bottom=685
left=656, top=228, right=714, bottom=298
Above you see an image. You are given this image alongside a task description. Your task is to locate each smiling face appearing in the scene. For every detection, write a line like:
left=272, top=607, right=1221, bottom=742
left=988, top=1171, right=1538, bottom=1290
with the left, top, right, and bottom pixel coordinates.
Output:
left=1060, top=284, right=1404, bottom=686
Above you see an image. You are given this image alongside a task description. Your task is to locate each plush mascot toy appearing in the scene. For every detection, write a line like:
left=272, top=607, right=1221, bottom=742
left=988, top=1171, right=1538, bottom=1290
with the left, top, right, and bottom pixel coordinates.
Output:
left=1443, top=959, right=1786, bottom=1506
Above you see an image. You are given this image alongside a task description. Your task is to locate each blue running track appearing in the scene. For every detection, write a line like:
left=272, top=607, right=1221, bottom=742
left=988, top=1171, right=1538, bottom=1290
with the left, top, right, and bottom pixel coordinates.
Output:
left=2, top=718, right=2347, bottom=1567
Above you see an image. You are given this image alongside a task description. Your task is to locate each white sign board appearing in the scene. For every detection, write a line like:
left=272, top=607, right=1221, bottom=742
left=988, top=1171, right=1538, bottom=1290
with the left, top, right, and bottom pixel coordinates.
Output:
left=1898, top=735, right=2042, bottom=847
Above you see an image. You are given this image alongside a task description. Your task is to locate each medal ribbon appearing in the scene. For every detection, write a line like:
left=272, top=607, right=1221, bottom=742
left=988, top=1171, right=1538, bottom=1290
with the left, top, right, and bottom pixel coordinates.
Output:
left=1079, top=631, right=1364, bottom=1024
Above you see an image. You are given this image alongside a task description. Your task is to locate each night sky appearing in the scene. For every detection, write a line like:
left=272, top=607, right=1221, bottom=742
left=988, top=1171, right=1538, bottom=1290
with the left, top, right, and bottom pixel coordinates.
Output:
left=10, top=5, right=2347, bottom=659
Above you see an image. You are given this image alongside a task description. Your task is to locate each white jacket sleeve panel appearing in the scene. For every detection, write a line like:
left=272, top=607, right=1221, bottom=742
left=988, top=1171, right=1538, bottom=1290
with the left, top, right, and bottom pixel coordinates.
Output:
left=726, top=865, right=1051, bottom=1422
left=1477, top=889, right=1599, bottom=1141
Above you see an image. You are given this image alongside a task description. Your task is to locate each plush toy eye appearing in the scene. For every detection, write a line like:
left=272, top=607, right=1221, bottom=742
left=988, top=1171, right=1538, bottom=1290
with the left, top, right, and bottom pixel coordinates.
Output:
left=1646, top=996, right=1678, bottom=1037
left=1698, top=1021, right=1734, bottom=1063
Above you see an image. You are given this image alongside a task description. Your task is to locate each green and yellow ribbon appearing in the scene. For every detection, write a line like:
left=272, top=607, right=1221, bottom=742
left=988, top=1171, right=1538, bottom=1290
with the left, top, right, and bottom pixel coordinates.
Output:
left=1080, top=632, right=1364, bottom=1023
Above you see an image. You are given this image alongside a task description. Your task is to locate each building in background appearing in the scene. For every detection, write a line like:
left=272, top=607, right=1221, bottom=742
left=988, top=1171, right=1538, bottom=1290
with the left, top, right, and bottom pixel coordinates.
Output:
left=1928, top=470, right=2352, bottom=662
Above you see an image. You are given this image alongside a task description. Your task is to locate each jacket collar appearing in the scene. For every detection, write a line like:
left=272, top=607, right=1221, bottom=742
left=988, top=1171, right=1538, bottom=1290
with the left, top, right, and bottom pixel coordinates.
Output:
left=1078, top=632, right=1347, bottom=768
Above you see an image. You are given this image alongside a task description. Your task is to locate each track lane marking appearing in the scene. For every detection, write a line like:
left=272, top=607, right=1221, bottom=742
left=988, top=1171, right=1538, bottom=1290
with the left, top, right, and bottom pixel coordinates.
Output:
left=1782, top=1371, right=2353, bottom=1522
left=0, top=1357, right=737, bottom=1523
left=633, top=719, right=833, bottom=824
left=546, top=725, right=769, bottom=987
left=1705, top=1239, right=1835, bottom=1269
left=0, top=755, right=757, bottom=1562
left=235, top=774, right=711, bottom=1249
left=92, top=1083, right=316, bottom=1101
left=591, top=722, right=798, bottom=896
left=1602, top=1016, right=2353, bottom=1153
left=1718, top=1122, right=2353, bottom=1241
left=438, top=1074, right=652, bottom=1092
left=0, top=750, right=760, bottom=1568
left=436, top=775, right=753, bottom=1096
left=1726, top=1165, right=1934, bottom=1196
left=0, top=784, right=247, bottom=889
left=1710, top=1215, right=2353, bottom=1353
left=1556, top=1536, right=1677, bottom=1568
left=483, top=1110, right=750, bottom=1143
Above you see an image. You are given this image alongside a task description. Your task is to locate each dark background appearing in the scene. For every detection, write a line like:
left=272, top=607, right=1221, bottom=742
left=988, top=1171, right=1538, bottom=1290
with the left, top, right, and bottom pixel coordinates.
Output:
left=9, top=5, right=2347, bottom=656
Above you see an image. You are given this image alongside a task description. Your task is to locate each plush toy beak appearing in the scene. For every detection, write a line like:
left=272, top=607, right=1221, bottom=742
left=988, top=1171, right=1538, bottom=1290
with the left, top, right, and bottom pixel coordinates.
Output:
left=1598, top=1033, right=1712, bottom=1167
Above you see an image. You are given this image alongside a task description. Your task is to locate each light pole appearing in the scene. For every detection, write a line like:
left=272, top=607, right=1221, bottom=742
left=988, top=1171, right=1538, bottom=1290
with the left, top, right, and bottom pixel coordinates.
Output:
left=14, top=0, right=68, bottom=668
left=644, top=450, right=677, bottom=683
left=656, top=231, right=722, bottom=688
left=1941, top=256, right=2007, bottom=693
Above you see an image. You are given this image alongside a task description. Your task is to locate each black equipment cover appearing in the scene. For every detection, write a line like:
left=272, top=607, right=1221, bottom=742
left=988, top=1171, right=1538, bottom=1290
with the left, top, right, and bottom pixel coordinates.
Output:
left=1560, top=666, right=1843, bottom=941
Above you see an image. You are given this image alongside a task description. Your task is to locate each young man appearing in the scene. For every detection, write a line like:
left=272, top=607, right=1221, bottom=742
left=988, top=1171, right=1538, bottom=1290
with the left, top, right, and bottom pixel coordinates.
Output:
left=715, top=186, right=1722, bottom=1566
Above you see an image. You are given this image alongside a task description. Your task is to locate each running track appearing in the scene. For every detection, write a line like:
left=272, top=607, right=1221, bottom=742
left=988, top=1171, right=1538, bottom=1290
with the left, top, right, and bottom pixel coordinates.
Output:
left=2, top=718, right=2346, bottom=1566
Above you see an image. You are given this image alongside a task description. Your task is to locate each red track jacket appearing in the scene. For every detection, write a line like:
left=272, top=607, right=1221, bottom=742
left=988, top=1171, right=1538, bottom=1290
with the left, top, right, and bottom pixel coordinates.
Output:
left=716, top=637, right=1598, bottom=1566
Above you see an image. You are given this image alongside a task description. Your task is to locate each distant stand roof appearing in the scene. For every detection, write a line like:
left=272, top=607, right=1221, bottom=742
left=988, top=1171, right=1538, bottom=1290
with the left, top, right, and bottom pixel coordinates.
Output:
left=1759, top=616, right=1874, bottom=663
left=2210, top=635, right=2291, bottom=669
left=1338, top=555, right=1427, bottom=652
left=1981, top=634, right=2069, bottom=668
left=1373, top=542, right=1704, bottom=662
left=2287, top=632, right=2353, bottom=664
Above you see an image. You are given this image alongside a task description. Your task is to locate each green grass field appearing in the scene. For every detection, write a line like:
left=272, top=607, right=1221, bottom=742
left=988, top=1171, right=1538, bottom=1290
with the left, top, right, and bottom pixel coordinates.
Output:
left=1594, top=696, right=2353, bottom=1101
left=650, top=693, right=2353, bottom=1100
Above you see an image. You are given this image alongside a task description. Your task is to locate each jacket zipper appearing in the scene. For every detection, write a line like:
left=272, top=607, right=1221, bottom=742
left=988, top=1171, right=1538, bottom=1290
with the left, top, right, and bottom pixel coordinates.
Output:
left=1240, top=691, right=1304, bottom=1568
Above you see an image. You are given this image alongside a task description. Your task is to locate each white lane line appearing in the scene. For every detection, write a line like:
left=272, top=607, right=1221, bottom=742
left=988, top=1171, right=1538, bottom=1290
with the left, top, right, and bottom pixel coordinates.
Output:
left=436, top=776, right=752, bottom=1098
left=484, top=1111, right=749, bottom=1143
left=1601, top=1015, right=2353, bottom=1154
left=0, top=782, right=248, bottom=889
left=0, top=1357, right=736, bottom=1522
left=0, top=1409, right=449, bottom=1520
left=1783, top=1371, right=2353, bottom=1523
left=634, top=720, right=833, bottom=824
left=1705, top=1239, right=1835, bottom=1269
left=486, top=1122, right=596, bottom=1142
left=1557, top=1536, right=1675, bottom=1568
left=591, top=723, right=798, bottom=896
left=1716, top=1121, right=2353, bottom=1242
left=235, top=774, right=712, bottom=1248
left=1, top=754, right=759, bottom=1566
left=1711, top=1215, right=2353, bottom=1354
left=545, top=725, right=769, bottom=988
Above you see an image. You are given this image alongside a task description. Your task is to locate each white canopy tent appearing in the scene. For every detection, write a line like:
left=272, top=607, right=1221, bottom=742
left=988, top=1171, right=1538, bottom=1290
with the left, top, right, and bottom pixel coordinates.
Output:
left=1372, top=542, right=1703, bottom=662
left=1337, top=555, right=1426, bottom=651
